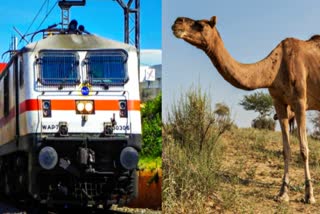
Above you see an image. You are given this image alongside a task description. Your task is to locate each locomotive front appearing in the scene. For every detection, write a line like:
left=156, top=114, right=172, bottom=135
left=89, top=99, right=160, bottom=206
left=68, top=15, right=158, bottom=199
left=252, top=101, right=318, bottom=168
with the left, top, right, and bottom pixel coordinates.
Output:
left=20, top=34, right=141, bottom=207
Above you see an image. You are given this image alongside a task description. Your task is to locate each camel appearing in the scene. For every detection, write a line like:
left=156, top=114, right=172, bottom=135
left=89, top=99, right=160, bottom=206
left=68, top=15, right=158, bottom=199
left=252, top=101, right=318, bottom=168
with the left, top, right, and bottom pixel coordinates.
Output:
left=172, top=16, right=320, bottom=204
left=274, top=114, right=295, bottom=134
left=274, top=108, right=295, bottom=133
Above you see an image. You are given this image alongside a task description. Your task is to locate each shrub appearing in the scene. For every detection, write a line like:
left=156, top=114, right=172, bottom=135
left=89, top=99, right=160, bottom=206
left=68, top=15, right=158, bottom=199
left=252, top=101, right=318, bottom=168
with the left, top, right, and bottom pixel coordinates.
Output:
left=163, top=86, right=233, bottom=213
left=214, top=102, right=230, bottom=118
left=310, top=111, right=320, bottom=140
left=162, top=137, right=224, bottom=213
left=251, top=117, right=276, bottom=131
left=140, top=93, right=162, bottom=158
left=166, top=87, right=232, bottom=153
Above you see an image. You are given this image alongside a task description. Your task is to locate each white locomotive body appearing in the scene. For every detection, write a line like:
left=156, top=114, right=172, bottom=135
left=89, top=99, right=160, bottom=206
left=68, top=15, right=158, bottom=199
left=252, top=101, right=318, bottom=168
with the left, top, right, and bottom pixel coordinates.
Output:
left=0, top=33, right=141, bottom=208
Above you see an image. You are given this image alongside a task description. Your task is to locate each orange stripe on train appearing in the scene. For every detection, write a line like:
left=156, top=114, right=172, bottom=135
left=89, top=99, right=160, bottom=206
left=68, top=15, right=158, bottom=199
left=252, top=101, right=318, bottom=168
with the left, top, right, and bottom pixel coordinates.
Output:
left=0, top=99, right=140, bottom=128
left=20, top=99, right=140, bottom=112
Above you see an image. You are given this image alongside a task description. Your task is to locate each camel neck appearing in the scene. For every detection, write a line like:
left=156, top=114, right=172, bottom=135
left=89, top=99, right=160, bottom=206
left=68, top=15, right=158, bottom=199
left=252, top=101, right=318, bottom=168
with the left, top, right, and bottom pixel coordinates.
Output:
left=204, top=28, right=279, bottom=90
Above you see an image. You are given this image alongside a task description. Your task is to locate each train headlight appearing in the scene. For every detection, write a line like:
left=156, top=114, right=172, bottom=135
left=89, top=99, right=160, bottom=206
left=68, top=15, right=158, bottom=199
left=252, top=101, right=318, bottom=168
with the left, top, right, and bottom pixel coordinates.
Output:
left=85, top=102, right=93, bottom=112
left=75, top=100, right=95, bottom=114
left=38, top=146, right=58, bottom=170
left=77, top=102, right=85, bottom=112
left=120, top=147, right=139, bottom=170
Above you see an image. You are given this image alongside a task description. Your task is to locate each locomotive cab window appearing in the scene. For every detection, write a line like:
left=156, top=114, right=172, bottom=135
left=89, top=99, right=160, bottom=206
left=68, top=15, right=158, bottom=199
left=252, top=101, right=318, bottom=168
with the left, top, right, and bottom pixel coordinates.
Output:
left=85, top=50, right=128, bottom=86
left=37, top=52, right=79, bottom=86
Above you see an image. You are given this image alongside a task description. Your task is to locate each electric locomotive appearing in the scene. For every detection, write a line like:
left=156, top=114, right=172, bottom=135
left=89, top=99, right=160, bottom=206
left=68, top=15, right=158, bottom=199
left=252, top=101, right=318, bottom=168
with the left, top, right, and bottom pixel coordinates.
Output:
left=0, top=20, right=141, bottom=208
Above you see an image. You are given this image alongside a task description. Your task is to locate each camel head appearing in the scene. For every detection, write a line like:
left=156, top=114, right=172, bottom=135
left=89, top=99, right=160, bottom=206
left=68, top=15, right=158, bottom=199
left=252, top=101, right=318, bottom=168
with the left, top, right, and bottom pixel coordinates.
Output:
left=172, top=16, right=218, bottom=49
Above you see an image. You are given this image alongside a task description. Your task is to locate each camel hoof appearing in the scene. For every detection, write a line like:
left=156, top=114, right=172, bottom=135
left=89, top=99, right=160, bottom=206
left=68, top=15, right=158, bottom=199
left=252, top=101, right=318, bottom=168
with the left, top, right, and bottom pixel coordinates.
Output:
left=305, top=196, right=316, bottom=204
left=275, top=194, right=290, bottom=203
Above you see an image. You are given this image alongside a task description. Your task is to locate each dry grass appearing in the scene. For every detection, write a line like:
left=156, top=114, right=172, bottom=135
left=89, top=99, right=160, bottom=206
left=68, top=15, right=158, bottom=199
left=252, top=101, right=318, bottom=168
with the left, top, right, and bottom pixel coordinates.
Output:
left=163, top=127, right=320, bottom=213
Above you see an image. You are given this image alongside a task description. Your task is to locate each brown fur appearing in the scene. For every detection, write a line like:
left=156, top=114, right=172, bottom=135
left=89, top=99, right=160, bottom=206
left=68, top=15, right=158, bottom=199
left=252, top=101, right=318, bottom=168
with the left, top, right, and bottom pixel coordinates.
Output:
left=308, top=35, right=320, bottom=41
left=172, top=16, right=320, bottom=203
left=274, top=113, right=295, bottom=133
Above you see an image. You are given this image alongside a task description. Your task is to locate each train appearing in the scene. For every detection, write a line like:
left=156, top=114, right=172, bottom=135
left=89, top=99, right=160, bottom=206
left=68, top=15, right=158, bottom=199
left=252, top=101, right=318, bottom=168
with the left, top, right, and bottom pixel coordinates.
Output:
left=0, top=19, right=141, bottom=209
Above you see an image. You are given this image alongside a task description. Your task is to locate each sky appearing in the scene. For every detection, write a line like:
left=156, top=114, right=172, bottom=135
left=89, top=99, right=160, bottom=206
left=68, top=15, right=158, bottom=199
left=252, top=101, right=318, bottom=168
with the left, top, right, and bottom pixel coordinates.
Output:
left=163, top=0, right=320, bottom=130
left=0, top=0, right=161, bottom=65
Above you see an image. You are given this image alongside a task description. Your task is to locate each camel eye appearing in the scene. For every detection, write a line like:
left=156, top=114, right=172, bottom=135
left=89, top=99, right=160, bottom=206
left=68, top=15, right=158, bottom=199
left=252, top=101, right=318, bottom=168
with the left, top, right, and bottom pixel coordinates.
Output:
left=192, top=22, right=203, bottom=31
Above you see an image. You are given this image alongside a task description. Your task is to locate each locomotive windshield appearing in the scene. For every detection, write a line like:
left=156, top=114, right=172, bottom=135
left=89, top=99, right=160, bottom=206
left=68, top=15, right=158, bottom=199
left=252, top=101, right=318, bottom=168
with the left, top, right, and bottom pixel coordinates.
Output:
left=38, top=52, right=79, bottom=86
left=86, top=50, right=128, bottom=86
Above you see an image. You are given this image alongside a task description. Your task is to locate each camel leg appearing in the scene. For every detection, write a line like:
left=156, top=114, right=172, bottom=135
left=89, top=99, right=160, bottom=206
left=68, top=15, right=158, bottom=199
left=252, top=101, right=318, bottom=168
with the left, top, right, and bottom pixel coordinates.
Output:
left=295, top=102, right=316, bottom=204
left=289, top=119, right=294, bottom=133
left=274, top=102, right=291, bottom=202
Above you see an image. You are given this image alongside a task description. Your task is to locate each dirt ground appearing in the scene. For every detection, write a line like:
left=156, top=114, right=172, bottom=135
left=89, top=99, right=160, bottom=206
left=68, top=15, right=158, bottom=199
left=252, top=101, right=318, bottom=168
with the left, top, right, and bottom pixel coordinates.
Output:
left=203, top=128, right=320, bottom=214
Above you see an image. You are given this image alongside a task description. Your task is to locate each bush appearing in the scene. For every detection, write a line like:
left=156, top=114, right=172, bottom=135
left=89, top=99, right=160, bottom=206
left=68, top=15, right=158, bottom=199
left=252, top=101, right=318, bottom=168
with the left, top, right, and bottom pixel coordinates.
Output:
left=162, top=137, right=224, bottom=213
left=163, top=87, right=233, bottom=213
left=251, top=117, right=276, bottom=131
left=140, top=93, right=162, bottom=158
left=310, top=111, right=320, bottom=140
left=166, top=87, right=232, bottom=153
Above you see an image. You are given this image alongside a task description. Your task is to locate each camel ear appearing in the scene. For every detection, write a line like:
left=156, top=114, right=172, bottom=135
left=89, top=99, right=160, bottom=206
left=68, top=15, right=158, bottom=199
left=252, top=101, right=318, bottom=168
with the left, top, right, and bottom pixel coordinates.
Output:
left=209, top=16, right=217, bottom=27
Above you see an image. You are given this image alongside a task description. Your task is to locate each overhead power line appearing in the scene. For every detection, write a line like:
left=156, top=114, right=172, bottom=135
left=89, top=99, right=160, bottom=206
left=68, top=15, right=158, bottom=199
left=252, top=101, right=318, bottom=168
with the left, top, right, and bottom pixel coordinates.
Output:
left=35, top=0, right=59, bottom=32
left=20, top=0, right=50, bottom=44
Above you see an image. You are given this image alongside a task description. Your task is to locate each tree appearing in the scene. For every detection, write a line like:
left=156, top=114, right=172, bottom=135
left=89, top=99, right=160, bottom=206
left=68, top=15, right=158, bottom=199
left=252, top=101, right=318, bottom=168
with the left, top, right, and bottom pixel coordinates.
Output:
left=214, top=102, right=230, bottom=118
left=239, top=91, right=274, bottom=117
left=239, top=92, right=275, bottom=130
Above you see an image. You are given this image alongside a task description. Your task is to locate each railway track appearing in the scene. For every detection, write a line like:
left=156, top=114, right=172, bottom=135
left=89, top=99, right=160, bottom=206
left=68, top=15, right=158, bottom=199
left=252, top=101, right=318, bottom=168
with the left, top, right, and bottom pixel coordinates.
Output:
left=0, top=197, right=161, bottom=214
left=0, top=196, right=25, bottom=214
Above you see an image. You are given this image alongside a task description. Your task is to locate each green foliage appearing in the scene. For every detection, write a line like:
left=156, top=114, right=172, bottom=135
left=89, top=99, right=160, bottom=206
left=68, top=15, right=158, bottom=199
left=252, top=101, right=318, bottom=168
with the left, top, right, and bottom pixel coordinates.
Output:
left=166, top=87, right=232, bottom=153
left=163, top=113, right=320, bottom=213
left=214, top=102, right=230, bottom=118
left=239, top=91, right=274, bottom=117
left=310, top=111, right=320, bottom=140
left=141, top=93, right=162, bottom=158
left=163, top=86, right=234, bottom=213
left=162, top=136, right=225, bottom=213
left=138, top=156, right=162, bottom=171
left=240, top=92, right=276, bottom=130
left=251, top=117, right=276, bottom=131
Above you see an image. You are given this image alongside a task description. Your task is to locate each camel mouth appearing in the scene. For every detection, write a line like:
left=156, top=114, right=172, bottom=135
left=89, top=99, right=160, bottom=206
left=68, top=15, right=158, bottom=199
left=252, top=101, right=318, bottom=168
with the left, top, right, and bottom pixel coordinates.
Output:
left=172, top=25, right=185, bottom=38
left=172, top=17, right=189, bottom=38
left=173, top=29, right=184, bottom=38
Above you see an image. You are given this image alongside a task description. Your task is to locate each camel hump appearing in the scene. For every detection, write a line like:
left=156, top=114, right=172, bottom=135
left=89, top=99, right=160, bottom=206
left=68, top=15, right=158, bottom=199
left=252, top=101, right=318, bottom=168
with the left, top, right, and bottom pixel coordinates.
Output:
left=308, top=35, right=320, bottom=41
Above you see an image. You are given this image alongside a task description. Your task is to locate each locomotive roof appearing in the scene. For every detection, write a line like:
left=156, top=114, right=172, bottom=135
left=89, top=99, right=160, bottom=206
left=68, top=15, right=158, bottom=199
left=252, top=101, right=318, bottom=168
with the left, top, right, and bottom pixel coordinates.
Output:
left=22, top=34, right=136, bottom=53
